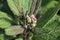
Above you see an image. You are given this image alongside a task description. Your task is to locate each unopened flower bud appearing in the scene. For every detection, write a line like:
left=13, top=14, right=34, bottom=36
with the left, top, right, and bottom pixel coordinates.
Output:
left=24, top=25, right=28, bottom=29
left=31, top=23, right=36, bottom=28
left=30, top=14, right=37, bottom=23
left=26, top=15, right=31, bottom=23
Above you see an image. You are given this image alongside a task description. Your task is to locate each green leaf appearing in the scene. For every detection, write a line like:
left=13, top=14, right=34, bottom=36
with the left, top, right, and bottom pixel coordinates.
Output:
left=0, top=19, right=12, bottom=29
left=5, top=25, right=24, bottom=36
left=42, top=1, right=58, bottom=14
left=37, top=4, right=60, bottom=28
left=33, top=14, right=60, bottom=40
left=19, top=0, right=31, bottom=12
left=42, top=15, right=60, bottom=40
left=42, top=14, right=60, bottom=30
left=7, top=0, right=20, bottom=16
left=7, top=0, right=31, bottom=16
left=0, top=11, right=12, bottom=29
left=0, top=11, right=12, bottom=20
left=0, top=34, right=4, bottom=40
left=33, top=3, right=60, bottom=40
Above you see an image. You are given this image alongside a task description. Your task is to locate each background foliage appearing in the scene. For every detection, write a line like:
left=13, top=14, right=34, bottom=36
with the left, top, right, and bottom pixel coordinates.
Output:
left=0, top=0, right=60, bottom=40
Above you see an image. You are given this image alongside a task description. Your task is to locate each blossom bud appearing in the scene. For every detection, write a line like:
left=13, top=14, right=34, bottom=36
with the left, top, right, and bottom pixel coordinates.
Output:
left=30, top=14, right=37, bottom=23
left=26, top=15, right=31, bottom=23
left=31, top=22, right=36, bottom=28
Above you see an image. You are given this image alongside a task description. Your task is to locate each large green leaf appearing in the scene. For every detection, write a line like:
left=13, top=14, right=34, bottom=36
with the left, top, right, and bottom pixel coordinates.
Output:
left=0, top=11, right=12, bottom=29
left=42, top=14, right=60, bottom=29
left=37, top=4, right=60, bottom=28
left=7, top=0, right=20, bottom=16
left=5, top=25, right=24, bottom=36
left=36, top=0, right=58, bottom=20
left=33, top=3, right=60, bottom=40
left=43, top=15, right=60, bottom=40
left=33, top=14, right=60, bottom=40
left=18, top=0, right=31, bottom=12
left=7, top=0, right=32, bottom=16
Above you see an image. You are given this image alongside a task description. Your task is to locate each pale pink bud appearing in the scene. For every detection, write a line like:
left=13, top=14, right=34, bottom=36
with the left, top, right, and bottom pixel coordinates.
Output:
left=30, top=14, right=37, bottom=23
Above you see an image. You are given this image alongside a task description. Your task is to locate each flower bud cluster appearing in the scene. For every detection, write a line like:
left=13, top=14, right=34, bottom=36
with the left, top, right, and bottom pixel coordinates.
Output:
left=26, top=14, right=37, bottom=29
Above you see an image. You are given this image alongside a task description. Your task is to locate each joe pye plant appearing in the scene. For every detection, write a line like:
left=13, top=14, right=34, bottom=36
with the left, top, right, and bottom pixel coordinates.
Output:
left=0, top=0, right=60, bottom=40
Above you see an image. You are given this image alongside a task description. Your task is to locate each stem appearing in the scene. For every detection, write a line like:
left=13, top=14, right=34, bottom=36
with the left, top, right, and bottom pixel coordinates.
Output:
left=29, top=0, right=37, bottom=15
left=34, top=0, right=42, bottom=16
